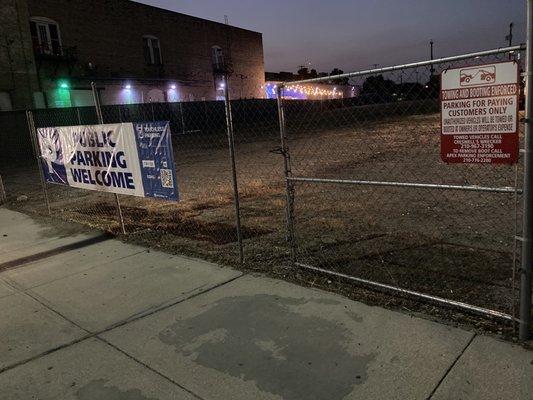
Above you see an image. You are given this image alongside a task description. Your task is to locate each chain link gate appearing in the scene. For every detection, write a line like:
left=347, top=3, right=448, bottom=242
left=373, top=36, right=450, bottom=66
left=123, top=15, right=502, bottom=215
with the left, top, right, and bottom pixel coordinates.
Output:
left=276, top=45, right=527, bottom=331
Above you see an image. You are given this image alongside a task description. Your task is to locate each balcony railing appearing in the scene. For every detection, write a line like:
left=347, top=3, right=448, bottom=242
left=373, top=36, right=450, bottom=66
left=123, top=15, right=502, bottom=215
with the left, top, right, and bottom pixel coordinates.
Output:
left=33, top=44, right=77, bottom=63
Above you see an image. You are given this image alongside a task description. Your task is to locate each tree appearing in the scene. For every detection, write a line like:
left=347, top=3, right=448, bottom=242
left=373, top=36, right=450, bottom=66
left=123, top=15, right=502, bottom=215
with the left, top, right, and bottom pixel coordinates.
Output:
left=361, top=75, right=395, bottom=92
left=396, top=82, right=425, bottom=100
left=359, top=75, right=397, bottom=104
left=330, top=68, right=343, bottom=76
left=297, top=67, right=311, bottom=80
left=329, top=68, right=349, bottom=85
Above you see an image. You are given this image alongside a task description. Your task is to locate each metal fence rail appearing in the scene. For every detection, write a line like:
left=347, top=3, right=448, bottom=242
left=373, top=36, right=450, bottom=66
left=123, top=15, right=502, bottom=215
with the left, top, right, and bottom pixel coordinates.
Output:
left=287, top=176, right=522, bottom=194
left=282, top=45, right=525, bottom=86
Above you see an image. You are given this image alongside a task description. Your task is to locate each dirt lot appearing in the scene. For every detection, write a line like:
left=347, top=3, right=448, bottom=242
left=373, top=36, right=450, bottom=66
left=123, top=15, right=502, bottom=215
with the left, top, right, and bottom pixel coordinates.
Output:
left=1, top=110, right=523, bottom=339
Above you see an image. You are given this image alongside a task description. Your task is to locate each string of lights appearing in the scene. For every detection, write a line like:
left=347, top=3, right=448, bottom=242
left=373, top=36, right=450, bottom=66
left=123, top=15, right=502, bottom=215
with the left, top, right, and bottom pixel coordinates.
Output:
left=284, top=84, right=343, bottom=97
left=263, top=82, right=349, bottom=99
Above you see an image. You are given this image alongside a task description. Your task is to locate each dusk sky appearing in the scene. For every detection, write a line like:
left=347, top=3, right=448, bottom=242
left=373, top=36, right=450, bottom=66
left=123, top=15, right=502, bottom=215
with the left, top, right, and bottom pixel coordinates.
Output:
left=135, top=0, right=526, bottom=74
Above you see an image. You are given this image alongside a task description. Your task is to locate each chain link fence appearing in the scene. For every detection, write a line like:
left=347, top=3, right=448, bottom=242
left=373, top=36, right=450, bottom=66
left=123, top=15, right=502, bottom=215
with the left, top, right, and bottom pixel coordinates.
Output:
left=0, top=45, right=530, bottom=335
left=0, top=110, right=42, bottom=208
left=277, top=46, right=526, bottom=325
left=0, top=86, right=288, bottom=269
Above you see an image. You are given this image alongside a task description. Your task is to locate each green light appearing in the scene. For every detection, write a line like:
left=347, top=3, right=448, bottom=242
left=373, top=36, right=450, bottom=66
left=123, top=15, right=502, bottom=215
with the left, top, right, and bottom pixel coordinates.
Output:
left=58, top=80, right=70, bottom=89
left=50, top=80, right=72, bottom=107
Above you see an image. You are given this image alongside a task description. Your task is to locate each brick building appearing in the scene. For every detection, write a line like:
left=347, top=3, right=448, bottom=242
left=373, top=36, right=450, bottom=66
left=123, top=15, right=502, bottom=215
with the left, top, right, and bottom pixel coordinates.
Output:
left=0, top=0, right=265, bottom=110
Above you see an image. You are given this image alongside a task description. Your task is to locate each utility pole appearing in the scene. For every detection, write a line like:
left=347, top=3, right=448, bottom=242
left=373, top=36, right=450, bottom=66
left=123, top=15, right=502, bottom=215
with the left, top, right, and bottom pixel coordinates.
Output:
left=430, top=40, right=435, bottom=75
left=506, top=22, right=514, bottom=46
left=506, top=22, right=514, bottom=60
left=224, top=15, right=233, bottom=77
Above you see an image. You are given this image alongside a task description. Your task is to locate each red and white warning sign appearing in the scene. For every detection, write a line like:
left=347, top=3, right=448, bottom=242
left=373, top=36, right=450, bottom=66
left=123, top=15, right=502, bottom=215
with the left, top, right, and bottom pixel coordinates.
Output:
left=440, top=61, right=519, bottom=164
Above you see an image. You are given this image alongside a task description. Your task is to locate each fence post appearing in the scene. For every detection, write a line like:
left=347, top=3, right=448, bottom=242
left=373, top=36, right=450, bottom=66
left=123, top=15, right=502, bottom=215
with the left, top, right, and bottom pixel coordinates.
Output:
left=520, top=0, right=533, bottom=341
left=179, top=102, right=186, bottom=134
left=223, top=74, right=244, bottom=263
left=26, top=110, right=51, bottom=215
left=0, top=174, right=6, bottom=205
left=90, top=82, right=126, bottom=235
left=276, top=86, right=297, bottom=264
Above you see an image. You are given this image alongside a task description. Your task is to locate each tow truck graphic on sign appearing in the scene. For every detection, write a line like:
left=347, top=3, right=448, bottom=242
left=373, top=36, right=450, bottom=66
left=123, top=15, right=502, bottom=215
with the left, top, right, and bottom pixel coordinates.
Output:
left=459, top=65, right=496, bottom=86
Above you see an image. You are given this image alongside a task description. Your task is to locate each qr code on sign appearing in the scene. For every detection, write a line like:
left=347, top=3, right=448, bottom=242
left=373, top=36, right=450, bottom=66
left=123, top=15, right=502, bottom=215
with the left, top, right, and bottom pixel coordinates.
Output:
left=160, top=169, right=173, bottom=188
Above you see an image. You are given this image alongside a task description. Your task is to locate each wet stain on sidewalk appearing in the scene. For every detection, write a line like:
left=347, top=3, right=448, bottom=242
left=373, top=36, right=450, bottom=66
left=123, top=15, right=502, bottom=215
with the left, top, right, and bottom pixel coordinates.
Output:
left=159, top=294, right=375, bottom=400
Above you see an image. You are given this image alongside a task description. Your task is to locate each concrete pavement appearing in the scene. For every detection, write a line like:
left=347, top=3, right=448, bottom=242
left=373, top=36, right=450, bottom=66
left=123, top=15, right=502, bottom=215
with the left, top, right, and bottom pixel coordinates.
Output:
left=0, top=207, right=106, bottom=267
left=0, top=338, right=198, bottom=400
left=0, top=207, right=532, bottom=400
left=101, top=275, right=474, bottom=400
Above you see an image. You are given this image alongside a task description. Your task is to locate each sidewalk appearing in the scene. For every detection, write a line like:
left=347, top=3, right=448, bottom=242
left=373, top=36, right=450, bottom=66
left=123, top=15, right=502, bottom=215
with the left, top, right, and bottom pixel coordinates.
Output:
left=0, top=207, right=531, bottom=400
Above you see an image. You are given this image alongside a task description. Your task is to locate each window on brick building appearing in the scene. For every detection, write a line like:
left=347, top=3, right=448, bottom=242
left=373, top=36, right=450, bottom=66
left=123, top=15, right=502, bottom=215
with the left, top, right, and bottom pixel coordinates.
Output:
left=30, top=17, right=62, bottom=55
left=143, top=36, right=162, bottom=65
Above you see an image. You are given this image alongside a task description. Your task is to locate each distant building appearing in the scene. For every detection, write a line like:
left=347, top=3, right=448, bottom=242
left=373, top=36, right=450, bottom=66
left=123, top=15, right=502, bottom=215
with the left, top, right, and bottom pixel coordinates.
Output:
left=264, top=71, right=358, bottom=100
left=0, top=0, right=265, bottom=110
